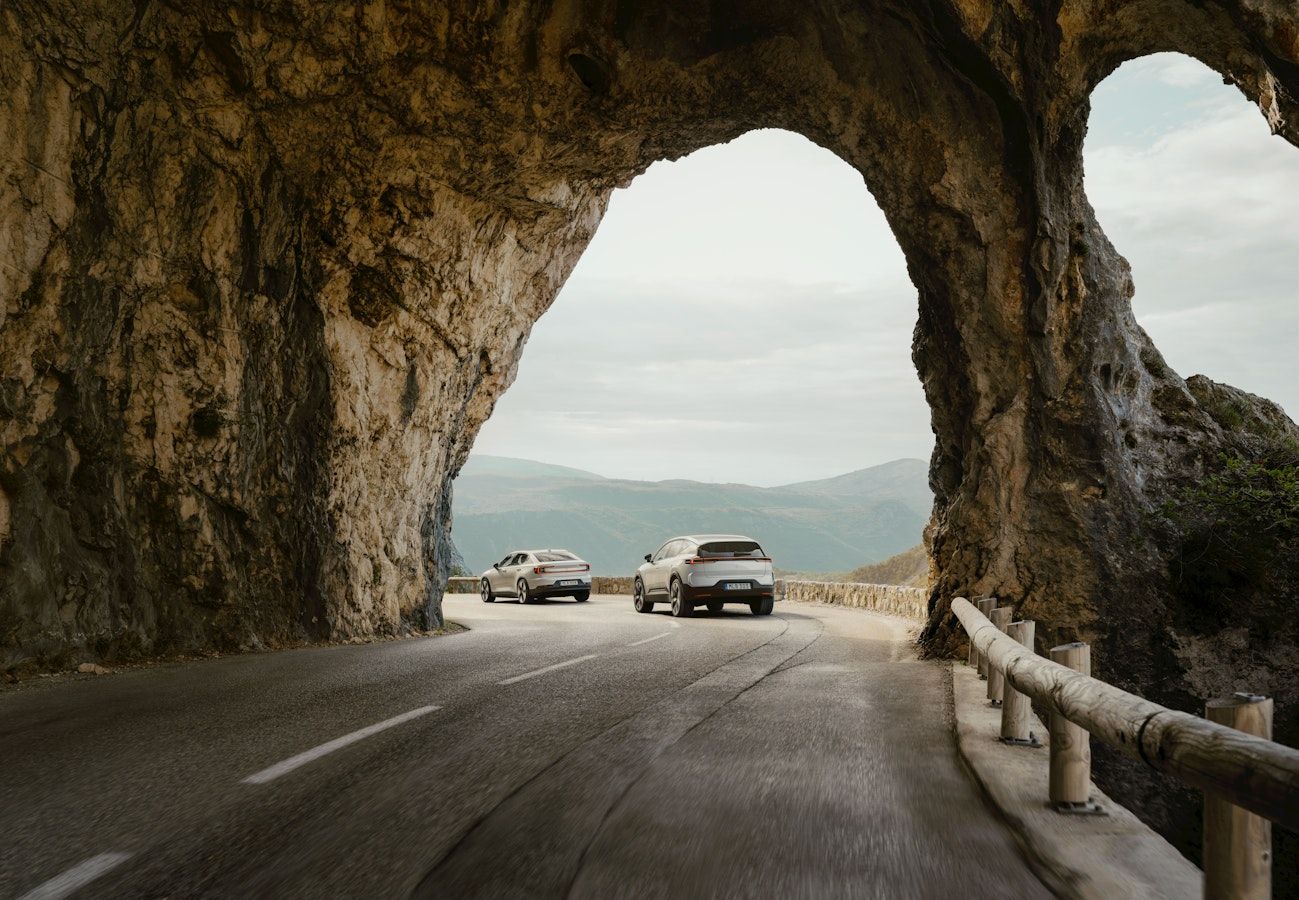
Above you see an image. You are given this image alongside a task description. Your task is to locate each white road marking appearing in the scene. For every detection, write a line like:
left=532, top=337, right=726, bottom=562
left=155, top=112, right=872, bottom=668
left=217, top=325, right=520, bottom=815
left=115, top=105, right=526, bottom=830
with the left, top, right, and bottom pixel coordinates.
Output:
left=498, top=654, right=599, bottom=685
left=627, top=632, right=670, bottom=647
left=242, top=704, right=441, bottom=784
left=19, top=852, right=132, bottom=900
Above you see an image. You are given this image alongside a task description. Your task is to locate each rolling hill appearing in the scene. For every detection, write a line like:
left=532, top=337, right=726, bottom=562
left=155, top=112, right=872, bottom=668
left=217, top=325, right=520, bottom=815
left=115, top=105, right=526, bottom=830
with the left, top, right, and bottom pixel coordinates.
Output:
left=803, top=543, right=931, bottom=587
left=451, top=455, right=932, bottom=576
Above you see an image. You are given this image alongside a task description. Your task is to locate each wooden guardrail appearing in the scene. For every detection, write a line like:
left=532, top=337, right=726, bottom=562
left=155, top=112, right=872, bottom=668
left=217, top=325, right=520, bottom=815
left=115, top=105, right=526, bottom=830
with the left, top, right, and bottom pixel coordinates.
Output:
left=953, top=597, right=1299, bottom=899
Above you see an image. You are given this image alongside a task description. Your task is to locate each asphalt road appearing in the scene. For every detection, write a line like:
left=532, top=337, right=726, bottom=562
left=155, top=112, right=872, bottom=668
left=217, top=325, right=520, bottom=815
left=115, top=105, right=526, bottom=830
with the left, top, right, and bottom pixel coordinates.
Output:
left=1, top=595, right=1051, bottom=899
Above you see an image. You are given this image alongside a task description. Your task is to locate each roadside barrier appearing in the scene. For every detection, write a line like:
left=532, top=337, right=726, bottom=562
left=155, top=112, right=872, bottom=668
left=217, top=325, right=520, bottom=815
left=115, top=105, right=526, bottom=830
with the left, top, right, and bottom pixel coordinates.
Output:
left=952, top=596, right=1298, bottom=899
left=450, top=575, right=927, bottom=609
left=444, top=575, right=632, bottom=594
left=778, top=580, right=927, bottom=620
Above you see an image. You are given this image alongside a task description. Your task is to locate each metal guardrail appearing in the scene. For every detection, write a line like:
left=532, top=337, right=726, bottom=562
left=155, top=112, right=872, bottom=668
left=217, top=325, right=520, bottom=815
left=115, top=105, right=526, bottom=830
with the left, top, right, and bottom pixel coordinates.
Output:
left=952, top=596, right=1298, bottom=899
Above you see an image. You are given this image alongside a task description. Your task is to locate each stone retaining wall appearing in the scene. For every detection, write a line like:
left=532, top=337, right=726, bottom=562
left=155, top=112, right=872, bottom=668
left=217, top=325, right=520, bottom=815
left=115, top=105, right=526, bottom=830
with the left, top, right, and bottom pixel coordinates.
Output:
left=448, top=575, right=926, bottom=620
left=777, top=581, right=928, bottom=621
left=445, top=575, right=633, bottom=594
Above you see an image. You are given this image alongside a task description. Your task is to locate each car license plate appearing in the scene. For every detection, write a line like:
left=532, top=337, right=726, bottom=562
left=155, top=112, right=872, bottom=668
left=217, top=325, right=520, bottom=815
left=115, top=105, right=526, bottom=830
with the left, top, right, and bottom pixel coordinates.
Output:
left=558, top=579, right=581, bottom=586
left=724, top=582, right=748, bottom=590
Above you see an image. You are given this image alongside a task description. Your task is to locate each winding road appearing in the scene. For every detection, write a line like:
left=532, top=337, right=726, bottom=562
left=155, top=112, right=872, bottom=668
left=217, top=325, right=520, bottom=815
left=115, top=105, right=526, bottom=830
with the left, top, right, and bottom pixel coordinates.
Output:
left=1, top=595, right=1050, bottom=898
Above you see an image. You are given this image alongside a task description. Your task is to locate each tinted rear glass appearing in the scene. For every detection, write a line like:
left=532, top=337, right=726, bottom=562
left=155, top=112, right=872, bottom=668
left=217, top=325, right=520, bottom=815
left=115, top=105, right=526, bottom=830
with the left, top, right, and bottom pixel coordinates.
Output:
left=535, top=551, right=577, bottom=562
left=698, top=541, right=764, bottom=557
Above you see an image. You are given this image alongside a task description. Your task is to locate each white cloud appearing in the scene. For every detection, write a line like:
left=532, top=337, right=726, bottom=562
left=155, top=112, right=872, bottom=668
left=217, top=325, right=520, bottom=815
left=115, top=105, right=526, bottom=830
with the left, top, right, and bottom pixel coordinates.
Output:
left=571, top=131, right=907, bottom=289
left=477, top=270, right=929, bottom=485
left=1086, top=54, right=1299, bottom=414
left=1148, top=54, right=1221, bottom=89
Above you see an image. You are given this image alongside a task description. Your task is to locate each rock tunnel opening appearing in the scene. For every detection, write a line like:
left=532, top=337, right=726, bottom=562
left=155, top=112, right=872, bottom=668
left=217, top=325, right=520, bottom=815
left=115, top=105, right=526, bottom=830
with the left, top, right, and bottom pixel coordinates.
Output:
left=1086, top=52, right=1299, bottom=418
left=451, top=128, right=932, bottom=578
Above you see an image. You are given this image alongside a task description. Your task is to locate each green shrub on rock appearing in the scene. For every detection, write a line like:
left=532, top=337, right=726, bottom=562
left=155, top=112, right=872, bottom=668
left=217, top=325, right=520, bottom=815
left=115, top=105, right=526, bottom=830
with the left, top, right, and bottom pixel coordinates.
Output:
left=1160, top=446, right=1299, bottom=630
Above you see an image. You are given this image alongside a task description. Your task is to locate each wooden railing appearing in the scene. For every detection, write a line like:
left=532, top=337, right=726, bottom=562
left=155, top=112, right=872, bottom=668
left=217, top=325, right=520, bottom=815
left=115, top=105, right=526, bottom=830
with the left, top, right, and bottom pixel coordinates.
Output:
left=952, top=597, right=1299, bottom=899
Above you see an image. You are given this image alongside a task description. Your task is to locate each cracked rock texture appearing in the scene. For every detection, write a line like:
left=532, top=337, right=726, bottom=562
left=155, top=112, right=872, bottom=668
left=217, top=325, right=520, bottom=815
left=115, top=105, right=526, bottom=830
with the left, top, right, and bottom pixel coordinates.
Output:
left=2, top=0, right=1297, bottom=877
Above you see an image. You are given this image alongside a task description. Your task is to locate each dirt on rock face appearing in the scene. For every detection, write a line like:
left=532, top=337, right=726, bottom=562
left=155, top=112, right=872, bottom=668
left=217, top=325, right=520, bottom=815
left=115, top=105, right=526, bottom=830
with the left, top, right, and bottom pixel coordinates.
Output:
left=3, top=0, right=1298, bottom=872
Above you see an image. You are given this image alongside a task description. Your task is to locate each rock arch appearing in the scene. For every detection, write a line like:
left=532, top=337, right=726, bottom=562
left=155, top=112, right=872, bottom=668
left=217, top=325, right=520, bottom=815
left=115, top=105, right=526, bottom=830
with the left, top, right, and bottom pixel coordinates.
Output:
left=3, top=0, right=1297, bottom=702
left=5, top=0, right=1299, bottom=872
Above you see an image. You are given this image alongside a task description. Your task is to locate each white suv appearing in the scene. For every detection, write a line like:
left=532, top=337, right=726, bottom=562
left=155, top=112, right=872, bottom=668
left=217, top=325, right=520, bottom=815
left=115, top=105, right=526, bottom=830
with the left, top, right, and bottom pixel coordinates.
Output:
left=633, top=535, right=775, bottom=618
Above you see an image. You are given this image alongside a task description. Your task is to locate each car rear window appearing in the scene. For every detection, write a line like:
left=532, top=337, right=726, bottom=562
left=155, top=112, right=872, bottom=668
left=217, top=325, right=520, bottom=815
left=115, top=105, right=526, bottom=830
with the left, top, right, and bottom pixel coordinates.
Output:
left=535, top=551, right=576, bottom=562
left=698, top=541, right=764, bottom=557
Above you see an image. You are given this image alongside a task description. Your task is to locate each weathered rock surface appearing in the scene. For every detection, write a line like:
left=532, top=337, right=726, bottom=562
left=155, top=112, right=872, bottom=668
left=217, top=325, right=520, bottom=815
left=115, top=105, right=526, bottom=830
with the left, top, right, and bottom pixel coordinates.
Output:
left=3, top=0, right=1298, bottom=877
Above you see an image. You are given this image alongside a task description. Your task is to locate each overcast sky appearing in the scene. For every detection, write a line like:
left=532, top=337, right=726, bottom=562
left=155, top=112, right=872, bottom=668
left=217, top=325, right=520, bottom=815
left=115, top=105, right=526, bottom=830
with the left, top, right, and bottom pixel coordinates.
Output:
left=471, top=53, right=1299, bottom=486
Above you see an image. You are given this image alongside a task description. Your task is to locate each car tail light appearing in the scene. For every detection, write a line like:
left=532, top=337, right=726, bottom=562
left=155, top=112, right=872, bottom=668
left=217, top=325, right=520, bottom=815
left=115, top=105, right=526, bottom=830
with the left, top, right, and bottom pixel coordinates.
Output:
left=685, top=557, right=770, bottom=564
left=534, top=563, right=590, bottom=574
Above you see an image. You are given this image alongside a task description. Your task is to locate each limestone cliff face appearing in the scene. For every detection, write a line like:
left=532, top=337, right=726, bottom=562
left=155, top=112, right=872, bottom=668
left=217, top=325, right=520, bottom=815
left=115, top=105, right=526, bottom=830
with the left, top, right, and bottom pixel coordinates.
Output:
left=3, top=0, right=1298, bottom=868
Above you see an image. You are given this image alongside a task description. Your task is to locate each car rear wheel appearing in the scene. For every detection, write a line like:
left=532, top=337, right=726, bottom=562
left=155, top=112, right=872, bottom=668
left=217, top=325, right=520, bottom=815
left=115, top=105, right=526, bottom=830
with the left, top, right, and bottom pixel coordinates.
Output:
left=480, top=578, right=495, bottom=603
left=517, top=579, right=531, bottom=604
left=706, top=602, right=723, bottom=613
left=574, top=591, right=590, bottom=602
left=633, top=579, right=653, bottom=613
left=670, top=580, right=693, bottom=618
left=750, top=596, right=774, bottom=616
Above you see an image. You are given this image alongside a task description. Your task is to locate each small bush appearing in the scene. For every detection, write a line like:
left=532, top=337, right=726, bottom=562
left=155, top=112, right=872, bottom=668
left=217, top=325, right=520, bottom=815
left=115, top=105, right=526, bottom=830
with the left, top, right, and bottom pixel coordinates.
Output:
left=1159, top=447, right=1299, bottom=627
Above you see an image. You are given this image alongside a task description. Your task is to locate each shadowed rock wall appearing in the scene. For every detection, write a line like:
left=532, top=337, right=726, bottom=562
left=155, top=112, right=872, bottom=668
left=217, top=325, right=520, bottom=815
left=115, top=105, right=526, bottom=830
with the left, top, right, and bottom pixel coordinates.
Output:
left=3, top=0, right=1298, bottom=876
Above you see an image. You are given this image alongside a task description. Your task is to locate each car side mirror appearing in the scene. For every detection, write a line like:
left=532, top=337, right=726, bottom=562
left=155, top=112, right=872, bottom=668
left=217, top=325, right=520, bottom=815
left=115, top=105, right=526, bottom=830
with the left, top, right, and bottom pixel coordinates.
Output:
left=643, top=554, right=652, bottom=563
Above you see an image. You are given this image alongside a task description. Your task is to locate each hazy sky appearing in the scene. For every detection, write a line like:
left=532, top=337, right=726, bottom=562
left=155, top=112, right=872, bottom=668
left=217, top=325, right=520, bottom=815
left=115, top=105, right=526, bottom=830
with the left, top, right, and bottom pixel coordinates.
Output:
left=471, top=53, right=1299, bottom=486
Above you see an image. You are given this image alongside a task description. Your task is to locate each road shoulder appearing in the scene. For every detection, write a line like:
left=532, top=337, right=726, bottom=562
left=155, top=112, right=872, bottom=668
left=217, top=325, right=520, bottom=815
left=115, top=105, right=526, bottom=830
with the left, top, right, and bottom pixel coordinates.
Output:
left=951, top=662, right=1202, bottom=900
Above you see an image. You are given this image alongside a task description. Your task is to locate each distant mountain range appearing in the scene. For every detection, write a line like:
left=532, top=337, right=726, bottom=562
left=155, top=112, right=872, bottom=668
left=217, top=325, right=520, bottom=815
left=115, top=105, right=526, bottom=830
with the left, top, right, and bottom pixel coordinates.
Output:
left=450, top=455, right=932, bottom=576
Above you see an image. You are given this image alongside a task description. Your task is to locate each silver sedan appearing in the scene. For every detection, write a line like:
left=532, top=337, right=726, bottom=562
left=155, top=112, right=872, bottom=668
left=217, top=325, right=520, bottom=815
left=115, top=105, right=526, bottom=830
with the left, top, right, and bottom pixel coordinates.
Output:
left=480, top=549, right=592, bottom=603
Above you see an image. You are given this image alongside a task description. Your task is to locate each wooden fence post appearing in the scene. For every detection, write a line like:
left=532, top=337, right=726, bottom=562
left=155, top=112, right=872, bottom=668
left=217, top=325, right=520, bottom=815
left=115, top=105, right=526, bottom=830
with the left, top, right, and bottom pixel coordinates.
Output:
left=975, top=598, right=997, bottom=679
left=1048, top=642, right=1102, bottom=813
left=1000, top=619, right=1039, bottom=746
left=987, top=607, right=1013, bottom=705
left=966, top=595, right=979, bottom=668
left=1204, top=694, right=1273, bottom=900
left=950, top=597, right=1299, bottom=831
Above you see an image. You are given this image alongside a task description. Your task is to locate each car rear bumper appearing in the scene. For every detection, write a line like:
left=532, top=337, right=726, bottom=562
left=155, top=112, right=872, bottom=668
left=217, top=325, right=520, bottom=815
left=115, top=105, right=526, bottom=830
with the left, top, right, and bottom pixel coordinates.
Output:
left=531, top=578, right=591, bottom=596
left=681, top=581, right=774, bottom=602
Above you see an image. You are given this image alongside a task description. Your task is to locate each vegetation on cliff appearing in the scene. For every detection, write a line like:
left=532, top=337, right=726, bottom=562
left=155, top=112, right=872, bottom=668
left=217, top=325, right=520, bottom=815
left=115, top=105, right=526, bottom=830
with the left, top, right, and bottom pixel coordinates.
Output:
left=1161, top=447, right=1299, bottom=630
left=1160, top=376, right=1299, bottom=636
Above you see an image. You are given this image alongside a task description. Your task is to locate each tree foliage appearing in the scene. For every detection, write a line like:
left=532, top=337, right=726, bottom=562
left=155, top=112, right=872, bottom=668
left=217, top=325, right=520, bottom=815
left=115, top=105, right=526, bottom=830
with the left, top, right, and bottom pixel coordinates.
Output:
left=1159, top=446, right=1299, bottom=626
